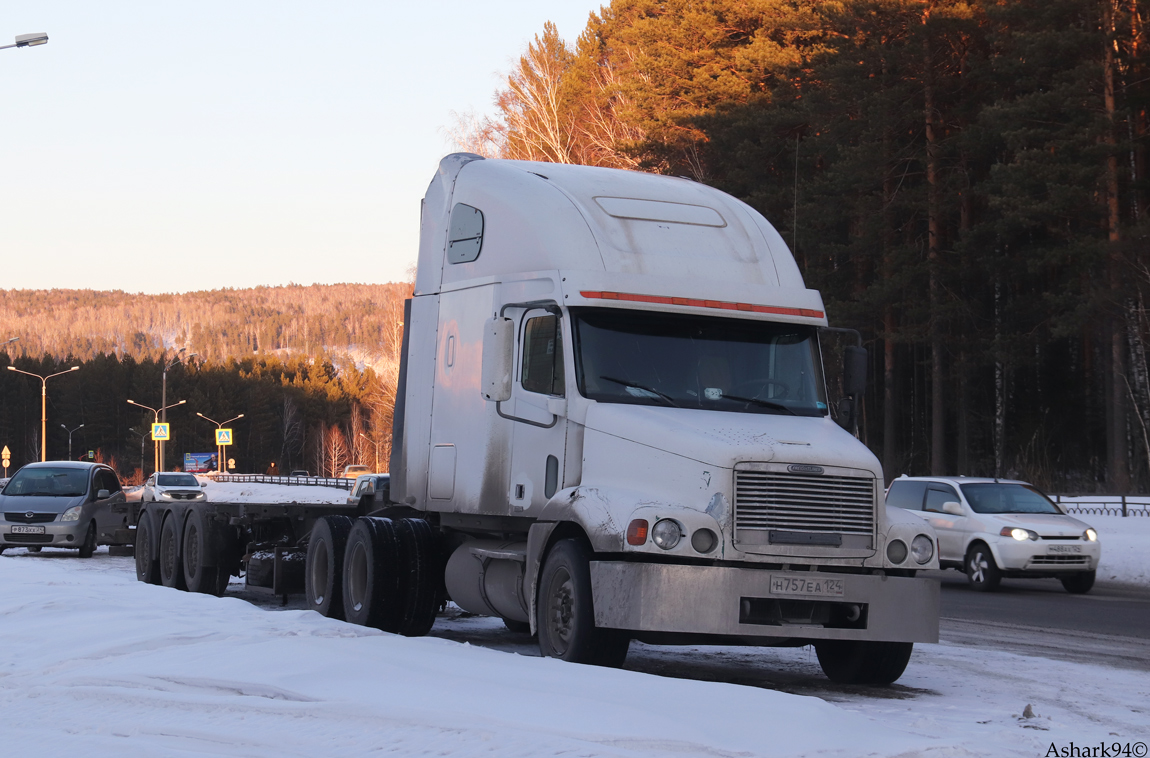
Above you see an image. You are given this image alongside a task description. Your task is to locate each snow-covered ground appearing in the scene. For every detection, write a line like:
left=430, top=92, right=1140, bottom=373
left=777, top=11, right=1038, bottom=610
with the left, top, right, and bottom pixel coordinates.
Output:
left=2, top=551, right=1149, bottom=757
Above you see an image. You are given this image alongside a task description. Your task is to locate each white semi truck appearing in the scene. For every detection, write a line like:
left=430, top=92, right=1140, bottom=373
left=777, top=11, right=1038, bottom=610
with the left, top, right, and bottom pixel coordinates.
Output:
left=134, top=154, right=940, bottom=685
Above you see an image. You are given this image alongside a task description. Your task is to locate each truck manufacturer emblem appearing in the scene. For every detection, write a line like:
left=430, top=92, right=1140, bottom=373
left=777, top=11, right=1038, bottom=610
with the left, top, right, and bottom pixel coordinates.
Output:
left=788, top=464, right=824, bottom=475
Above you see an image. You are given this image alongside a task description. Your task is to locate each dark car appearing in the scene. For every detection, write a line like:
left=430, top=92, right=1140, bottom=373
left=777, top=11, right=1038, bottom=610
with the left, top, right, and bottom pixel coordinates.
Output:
left=0, top=461, right=127, bottom=557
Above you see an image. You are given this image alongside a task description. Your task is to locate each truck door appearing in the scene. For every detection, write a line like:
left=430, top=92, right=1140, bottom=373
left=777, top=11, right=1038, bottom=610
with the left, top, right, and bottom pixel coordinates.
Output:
left=507, top=308, right=568, bottom=513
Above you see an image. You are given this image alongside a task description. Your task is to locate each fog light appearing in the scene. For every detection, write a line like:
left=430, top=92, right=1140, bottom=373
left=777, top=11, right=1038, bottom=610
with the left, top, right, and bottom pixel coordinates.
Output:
left=886, top=538, right=908, bottom=564
left=691, top=528, right=717, bottom=554
left=911, top=534, right=934, bottom=564
left=651, top=519, right=682, bottom=550
left=626, top=519, right=648, bottom=546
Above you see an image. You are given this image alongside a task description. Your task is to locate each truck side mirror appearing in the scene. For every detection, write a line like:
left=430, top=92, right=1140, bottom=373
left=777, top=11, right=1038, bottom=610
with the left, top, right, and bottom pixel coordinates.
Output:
left=840, top=345, right=867, bottom=434
left=481, top=317, right=514, bottom=402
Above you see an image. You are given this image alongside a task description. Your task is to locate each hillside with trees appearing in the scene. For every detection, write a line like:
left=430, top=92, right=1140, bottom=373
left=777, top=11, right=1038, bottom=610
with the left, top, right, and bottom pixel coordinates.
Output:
left=457, top=0, right=1150, bottom=492
left=0, top=283, right=409, bottom=481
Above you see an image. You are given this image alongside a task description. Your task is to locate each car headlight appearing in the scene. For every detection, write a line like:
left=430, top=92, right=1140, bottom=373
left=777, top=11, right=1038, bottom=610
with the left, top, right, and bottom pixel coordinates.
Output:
left=61, top=506, right=81, bottom=522
left=651, top=519, right=682, bottom=550
left=1084, top=528, right=1097, bottom=542
left=160, top=491, right=173, bottom=499
left=911, top=534, right=934, bottom=564
left=886, top=538, right=908, bottom=564
left=1001, top=527, right=1038, bottom=541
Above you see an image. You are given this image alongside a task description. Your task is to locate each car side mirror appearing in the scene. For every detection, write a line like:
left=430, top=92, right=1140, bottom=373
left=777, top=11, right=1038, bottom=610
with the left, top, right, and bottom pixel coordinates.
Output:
left=481, top=317, right=514, bottom=402
left=201, top=482, right=208, bottom=488
left=96, top=489, right=110, bottom=500
left=942, top=501, right=963, bottom=516
left=363, top=481, right=375, bottom=495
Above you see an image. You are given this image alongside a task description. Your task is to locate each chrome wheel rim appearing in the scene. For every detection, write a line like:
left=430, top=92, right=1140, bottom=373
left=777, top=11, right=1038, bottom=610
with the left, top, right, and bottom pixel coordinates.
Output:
left=969, top=552, right=987, bottom=583
left=546, top=567, right=575, bottom=655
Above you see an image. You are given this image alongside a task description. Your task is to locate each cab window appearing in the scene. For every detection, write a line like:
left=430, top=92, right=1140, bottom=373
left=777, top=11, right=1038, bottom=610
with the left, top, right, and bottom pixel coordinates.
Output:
left=521, top=315, right=564, bottom=396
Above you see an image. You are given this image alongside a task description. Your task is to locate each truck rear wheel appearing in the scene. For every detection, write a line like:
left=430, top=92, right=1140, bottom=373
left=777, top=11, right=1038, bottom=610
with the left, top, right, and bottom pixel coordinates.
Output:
left=342, top=517, right=403, bottom=631
left=394, top=518, right=443, bottom=637
left=183, top=508, right=225, bottom=596
left=536, top=539, right=629, bottom=667
left=306, top=515, right=354, bottom=619
left=814, top=640, right=913, bottom=685
left=159, top=513, right=187, bottom=590
left=135, top=509, right=160, bottom=584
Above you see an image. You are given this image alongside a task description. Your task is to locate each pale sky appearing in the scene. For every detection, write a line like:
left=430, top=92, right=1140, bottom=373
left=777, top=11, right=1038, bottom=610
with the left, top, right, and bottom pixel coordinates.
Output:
left=0, top=1, right=602, bottom=294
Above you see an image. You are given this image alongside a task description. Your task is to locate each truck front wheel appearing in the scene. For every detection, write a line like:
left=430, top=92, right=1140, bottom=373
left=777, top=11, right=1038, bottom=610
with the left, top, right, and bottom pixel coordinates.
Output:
left=814, top=640, right=913, bottom=685
left=536, top=539, right=629, bottom=667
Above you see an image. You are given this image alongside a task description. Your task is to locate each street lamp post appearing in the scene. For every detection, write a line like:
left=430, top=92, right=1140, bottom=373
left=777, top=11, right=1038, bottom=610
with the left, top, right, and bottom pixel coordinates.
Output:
left=7, top=365, right=79, bottom=461
left=127, top=398, right=186, bottom=473
left=160, top=350, right=196, bottom=473
left=60, top=423, right=85, bottom=460
left=196, top=412, right=243, bottom=474
left=0, top=33, right=48, bottom=51
left=359, top=432, right=381, bottom=473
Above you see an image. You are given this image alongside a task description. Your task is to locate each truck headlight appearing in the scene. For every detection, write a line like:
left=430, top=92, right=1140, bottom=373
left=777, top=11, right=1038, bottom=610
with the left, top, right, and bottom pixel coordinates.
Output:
left=62, top=506, right=81, bottom=522
left=911, top=534, right=934, bottom=564
left=1001, top=527, right=1037, bottom=541
left=886, top=539, right=908, bottom=564
left=691, top=528, right=717, bottom=554
left=1084, top=528, right=1097, bottom=542
left=651, top=519, right=682, bottom=550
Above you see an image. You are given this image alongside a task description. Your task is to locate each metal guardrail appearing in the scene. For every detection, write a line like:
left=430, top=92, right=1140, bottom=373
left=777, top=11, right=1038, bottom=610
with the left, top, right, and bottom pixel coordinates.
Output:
left=213, top=474, right=356, bottom=491
left=1052, top=495, right=1150, bottom=517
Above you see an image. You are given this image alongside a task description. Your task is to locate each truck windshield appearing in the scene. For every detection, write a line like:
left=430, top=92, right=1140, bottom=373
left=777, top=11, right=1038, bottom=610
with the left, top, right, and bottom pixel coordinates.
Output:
left=571, top=308, right=828, bottom=416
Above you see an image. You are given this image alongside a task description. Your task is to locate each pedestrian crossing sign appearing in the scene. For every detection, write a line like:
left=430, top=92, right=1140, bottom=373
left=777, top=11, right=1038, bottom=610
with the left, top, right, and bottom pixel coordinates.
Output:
left=216, top=428, right=233, bottom=446
left=151, top=423, right=170, bottom=441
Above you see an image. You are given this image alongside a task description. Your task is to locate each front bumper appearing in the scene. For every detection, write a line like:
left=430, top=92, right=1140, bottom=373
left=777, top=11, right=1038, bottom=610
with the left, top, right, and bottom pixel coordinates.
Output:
left=992, top=537, right=1101, bottom=573
left=0, top=519, right=87, bottom=546
left=590, top=562, right=940, bottom=643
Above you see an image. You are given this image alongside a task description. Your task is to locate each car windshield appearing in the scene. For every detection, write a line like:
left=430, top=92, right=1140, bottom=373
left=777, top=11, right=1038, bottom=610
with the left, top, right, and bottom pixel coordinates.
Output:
left=571, top=308, right=828, bottom=416
left=960, top=483, right=1061, bottom=514
left=157, top=473, right=198, bottom=487
left=3, top=467, right=88, bottom=497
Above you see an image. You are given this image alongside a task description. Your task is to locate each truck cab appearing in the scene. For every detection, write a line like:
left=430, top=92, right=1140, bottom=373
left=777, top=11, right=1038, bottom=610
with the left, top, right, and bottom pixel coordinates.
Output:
left=381, top=154, right=940, bottom=683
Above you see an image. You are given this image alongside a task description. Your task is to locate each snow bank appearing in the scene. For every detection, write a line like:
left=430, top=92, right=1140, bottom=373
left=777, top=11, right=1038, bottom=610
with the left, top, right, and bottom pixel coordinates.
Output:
left=1086, top=514, right=1150, bottom=585
left=0, top=552, right=935, bottom=758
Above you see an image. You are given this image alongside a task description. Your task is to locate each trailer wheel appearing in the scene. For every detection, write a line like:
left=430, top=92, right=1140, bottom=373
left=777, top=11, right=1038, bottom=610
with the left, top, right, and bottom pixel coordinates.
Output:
left=159, top=513, right=187, bottom=590
left=183, top=508, right=224, bottom=596
left=342, top=517, right=403, bottom=631
left=306, top=515, right=354, bottom=619
left=135, top=509, right=161, bottom=584
left=536, top=538, right=629, bottom=667
left=395, top=518, right=442, bottom=637
left=814, top=640, right=913, bottom=685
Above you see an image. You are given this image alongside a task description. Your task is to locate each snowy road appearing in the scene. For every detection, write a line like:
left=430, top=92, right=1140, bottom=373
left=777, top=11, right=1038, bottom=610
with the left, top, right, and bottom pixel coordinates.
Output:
left=2, top=548, right=1147, bottom=757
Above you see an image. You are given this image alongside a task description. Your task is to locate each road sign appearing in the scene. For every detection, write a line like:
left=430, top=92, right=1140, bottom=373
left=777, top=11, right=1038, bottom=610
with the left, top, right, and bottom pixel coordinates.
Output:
left=151, top=423, right=170, bottom=441
left=216, top=428, right=233, bottom=445
left=88, top=450, right=94, bottom=459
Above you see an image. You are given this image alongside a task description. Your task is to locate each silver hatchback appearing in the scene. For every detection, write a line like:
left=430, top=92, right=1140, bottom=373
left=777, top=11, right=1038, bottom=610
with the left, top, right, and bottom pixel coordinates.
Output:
left=0, top=461, right=127, bottom=557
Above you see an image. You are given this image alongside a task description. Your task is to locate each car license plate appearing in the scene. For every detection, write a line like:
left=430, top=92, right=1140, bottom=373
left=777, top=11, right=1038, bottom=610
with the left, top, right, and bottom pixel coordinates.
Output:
left=770, top=575, right=844, bottom=598
left=10, top=525, right=46, bottom=535
left=1048, top=545, right=1082, bottom=553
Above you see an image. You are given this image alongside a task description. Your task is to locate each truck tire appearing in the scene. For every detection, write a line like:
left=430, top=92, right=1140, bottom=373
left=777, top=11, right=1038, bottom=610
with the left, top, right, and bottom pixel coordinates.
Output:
left=395, top=518, right=442, bottom=637
left=814, top=640, right=913, bottom=685
left=159, top=513, right=187, bottom=590
left=183, top=507, right=224, bottom=596
left=135, top=509, right=160, bottom=584
left=342, top=517, right=403, bottom=631
left=77, top=522, right=97, bottom=558
left=1061, top=570, right=1095, bottom=594
left=536, top=538, right=629, bottom=667
left=306, top=515, right=354, bottom=619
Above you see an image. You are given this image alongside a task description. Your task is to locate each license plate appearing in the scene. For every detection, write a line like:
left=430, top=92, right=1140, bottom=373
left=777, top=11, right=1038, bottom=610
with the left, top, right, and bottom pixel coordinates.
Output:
left=1048, top=545, right=1082, bottom=553
left=10, top=525, right=46, bottom=535
left=770, top=575, right=845, bottom=598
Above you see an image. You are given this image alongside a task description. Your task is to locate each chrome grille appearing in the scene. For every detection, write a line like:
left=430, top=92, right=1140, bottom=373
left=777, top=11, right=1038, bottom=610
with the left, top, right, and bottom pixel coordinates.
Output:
left=735, top=471, right=875, bottom=536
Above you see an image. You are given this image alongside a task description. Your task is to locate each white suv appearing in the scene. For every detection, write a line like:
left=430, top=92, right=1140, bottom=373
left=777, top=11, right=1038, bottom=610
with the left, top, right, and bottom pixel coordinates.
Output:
left=885, top=476, right=1101, bottom=593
